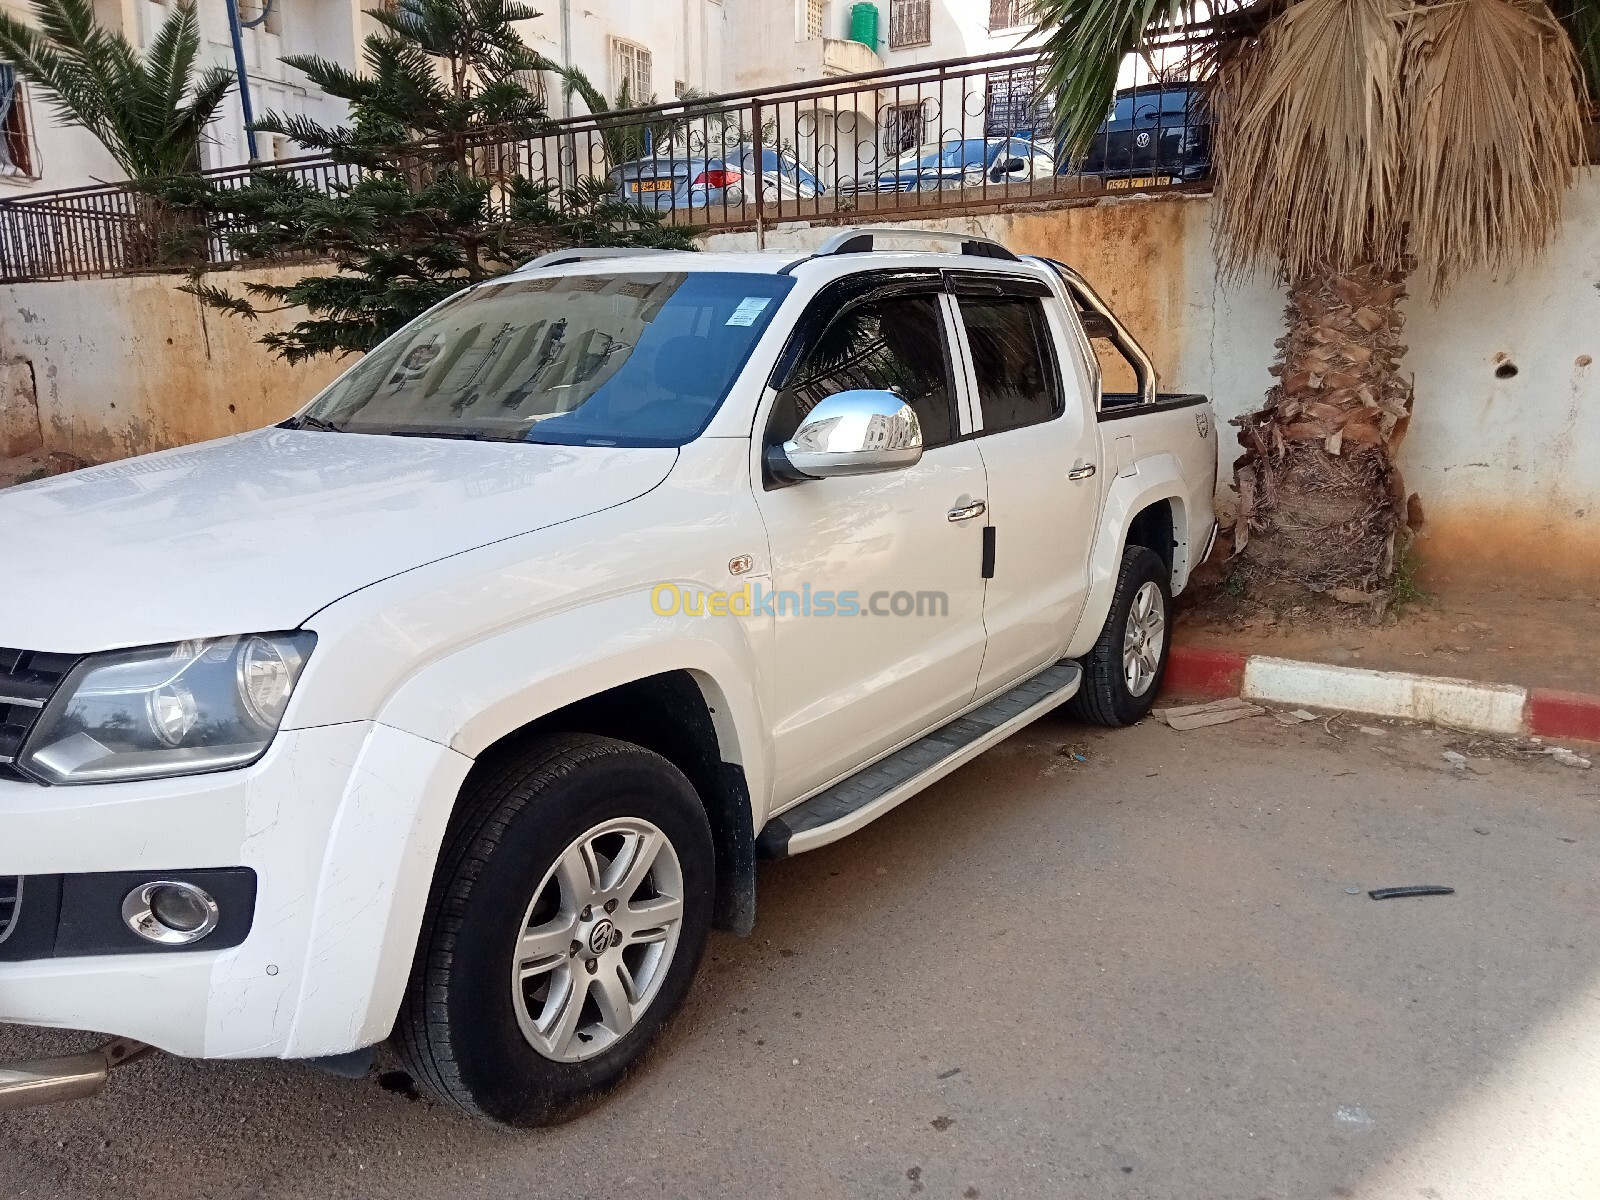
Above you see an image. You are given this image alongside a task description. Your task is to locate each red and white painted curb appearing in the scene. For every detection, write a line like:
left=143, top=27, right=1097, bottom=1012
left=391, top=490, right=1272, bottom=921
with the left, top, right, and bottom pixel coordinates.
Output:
left=1163, top=645, right=1600, bottom=743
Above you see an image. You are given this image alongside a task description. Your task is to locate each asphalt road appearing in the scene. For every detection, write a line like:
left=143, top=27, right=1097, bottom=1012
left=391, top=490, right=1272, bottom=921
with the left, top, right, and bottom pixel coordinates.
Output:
left=3, top=711, right=1599, bottom=1199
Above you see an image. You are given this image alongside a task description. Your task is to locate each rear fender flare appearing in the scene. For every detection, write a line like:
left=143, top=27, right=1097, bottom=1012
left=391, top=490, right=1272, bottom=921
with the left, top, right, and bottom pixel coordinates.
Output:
left=1066, top=455, right=1190, bottom=660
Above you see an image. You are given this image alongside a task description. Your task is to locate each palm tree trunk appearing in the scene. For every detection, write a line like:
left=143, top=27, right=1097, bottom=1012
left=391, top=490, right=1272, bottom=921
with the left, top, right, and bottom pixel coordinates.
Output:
left=1231, top=260, right=1416, bottom=594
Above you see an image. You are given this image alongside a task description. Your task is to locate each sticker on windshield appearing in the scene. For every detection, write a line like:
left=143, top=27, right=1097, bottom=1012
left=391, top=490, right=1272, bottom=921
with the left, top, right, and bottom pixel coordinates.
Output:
left=725, top=297, right=772, bottom=327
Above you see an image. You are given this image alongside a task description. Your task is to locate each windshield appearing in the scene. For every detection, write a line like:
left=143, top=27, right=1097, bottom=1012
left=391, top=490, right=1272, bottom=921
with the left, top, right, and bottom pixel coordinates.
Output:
left=294, top=271, right=794, bottom=447
left=895, top=139, right=992, bottom=171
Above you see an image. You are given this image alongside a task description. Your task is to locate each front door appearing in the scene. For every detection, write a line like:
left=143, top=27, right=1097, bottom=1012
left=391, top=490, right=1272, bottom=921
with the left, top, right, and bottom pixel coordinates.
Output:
left=754, top=283, right=989, bottom=804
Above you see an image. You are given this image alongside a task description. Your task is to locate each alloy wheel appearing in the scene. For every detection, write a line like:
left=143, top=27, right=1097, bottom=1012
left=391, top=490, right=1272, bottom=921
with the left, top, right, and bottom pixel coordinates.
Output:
left=1122, top=580, right=1166, bottom=698
left=510, top=817, right=685, bottom=1062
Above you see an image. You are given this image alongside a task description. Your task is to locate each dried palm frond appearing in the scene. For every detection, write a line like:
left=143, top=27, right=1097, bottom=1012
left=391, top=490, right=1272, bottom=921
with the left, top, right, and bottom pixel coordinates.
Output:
left=1211, top=0, right=1407, bottom=283
left=1401, top=0, right=1587, bottom=295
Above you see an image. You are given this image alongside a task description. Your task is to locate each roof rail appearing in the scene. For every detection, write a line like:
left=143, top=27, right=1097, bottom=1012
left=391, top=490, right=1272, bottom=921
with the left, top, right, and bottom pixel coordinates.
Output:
left=810, top=226, right=1021, bottom=263
left=517, top=246, right=679, bottom=272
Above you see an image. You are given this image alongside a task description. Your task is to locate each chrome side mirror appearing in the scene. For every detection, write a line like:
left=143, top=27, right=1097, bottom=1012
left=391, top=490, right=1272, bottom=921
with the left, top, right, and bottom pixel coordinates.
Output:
left=769, top=389, right=923, bottom=482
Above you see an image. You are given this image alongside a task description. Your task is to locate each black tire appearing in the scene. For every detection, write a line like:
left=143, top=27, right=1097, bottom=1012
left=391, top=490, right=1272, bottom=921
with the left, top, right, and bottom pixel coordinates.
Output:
left=394, top=734, right=715, bottom=1127
left=1066, top=545, right=1172, bottom=727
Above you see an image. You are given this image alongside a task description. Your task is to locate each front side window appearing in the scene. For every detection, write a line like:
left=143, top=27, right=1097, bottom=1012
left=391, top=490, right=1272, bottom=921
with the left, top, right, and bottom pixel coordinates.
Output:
left=768, top=292, right=955, bottom=450
left=297, top=272, right=793, bottom=447
left=959, top=296, right=1062, bottom=434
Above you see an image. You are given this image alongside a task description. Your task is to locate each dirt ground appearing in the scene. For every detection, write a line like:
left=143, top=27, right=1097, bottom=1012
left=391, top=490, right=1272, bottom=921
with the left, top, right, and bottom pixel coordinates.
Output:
left=1177, top=573, right=1600, bottom=696
left=3, top=712, right=1598, bottom=1199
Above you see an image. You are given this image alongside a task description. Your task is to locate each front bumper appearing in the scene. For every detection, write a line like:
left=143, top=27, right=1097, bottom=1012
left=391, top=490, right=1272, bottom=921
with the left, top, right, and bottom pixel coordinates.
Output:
left=0, top=721, right=472, bottom=1059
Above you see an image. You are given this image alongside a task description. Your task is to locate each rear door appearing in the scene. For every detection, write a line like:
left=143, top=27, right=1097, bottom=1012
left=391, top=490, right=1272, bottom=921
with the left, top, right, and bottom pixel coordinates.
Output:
left=947, top=274, right=1101, bottom=696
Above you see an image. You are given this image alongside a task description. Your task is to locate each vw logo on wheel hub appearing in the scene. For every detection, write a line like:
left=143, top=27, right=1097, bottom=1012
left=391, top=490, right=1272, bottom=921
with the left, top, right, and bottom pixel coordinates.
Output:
left=587, top=919, right=615, bottom=956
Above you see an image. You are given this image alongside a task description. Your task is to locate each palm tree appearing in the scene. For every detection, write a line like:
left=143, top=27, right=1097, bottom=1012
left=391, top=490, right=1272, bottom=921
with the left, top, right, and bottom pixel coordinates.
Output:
left=561, top=66, right=680, bottom=169
left=561, top=67, right=751, bottom=171
left=0, top=0, right=233, bottom=182
left=1035, top=0, right=1592, bottom=595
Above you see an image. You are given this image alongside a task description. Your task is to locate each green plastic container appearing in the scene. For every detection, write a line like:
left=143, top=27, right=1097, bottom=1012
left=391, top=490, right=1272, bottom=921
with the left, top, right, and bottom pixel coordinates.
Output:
left=848, top=2, right=879, bottom=49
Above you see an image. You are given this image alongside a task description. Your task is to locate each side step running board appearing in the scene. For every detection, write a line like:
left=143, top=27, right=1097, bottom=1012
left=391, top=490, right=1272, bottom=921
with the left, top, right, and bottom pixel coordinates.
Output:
left=757, top=658, right=1082, bottom=859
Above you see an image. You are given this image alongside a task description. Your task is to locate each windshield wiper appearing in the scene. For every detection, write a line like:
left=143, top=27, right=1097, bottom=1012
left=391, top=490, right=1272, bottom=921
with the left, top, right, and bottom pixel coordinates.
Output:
left=282, top=414, right=344, bottom=432
left=383, top=428, right=509, bottom=442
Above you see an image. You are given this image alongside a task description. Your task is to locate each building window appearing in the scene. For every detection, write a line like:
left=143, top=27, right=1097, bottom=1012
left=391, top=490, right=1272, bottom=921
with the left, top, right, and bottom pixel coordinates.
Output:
left=612, top=39, right=653, bottom=104
left=0, top=67, right=36, bottom=178
left=984, top=63, right=1049, bottom=136
left=888, top=0, right=930, bottom=48
left=882, top=101, right=926, bottom=156
left=989, top=0, right=1029, bottom=31
left=805, top=0, right=824, bottom=39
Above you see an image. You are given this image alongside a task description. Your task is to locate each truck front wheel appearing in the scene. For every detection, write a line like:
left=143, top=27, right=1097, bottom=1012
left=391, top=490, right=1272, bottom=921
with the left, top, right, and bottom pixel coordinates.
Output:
left=1067, top=545, right=1172, bottom=727
left=395, top=734, right=715, bottom=1127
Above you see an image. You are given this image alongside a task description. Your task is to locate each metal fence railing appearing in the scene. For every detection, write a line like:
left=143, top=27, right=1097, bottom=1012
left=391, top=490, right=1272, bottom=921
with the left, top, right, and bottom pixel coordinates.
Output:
left=0, top=49, right=1212, bottom=283
left=0, top=155, right=364, bottom=282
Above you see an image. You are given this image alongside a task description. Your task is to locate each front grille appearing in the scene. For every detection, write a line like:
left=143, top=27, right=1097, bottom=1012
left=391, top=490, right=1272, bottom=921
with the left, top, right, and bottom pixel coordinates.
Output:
left=0, top=647, right=77, bottom=782
left=0, top=876, right=19, bottom=944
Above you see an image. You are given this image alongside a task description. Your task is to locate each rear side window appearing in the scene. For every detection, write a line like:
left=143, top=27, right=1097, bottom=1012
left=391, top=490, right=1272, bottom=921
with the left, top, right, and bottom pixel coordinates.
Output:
left=768, top=293, right=956, bottom=449
left=959, top=296, right=1062, bottom=435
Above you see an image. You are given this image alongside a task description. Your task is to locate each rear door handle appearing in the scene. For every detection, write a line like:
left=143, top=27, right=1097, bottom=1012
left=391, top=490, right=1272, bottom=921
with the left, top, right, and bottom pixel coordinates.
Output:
left=1067, top=463, right=1097, bottom=481
left=947, top=499, right=986, bottom=522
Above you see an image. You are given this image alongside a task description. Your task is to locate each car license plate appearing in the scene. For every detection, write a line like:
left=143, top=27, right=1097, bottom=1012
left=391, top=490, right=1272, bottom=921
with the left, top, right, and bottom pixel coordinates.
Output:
left=634, top=178, right=675, bottom=193
left=1105, top=175, right=1174, bottom=190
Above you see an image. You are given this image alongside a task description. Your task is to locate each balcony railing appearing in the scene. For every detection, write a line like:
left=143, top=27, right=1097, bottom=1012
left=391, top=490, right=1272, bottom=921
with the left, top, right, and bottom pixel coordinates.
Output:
left=0, top=49, right=1212, bottom=283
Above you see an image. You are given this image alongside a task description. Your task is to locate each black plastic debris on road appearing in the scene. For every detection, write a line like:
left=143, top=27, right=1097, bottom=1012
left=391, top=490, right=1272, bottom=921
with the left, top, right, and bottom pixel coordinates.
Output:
left=1368, top=885, right=1455, bottom=900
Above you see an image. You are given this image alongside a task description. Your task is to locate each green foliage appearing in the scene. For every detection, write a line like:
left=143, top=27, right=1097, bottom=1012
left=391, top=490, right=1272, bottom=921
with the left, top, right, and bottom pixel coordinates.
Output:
left=561, top=68, right=749, bottom=170
left=181, top=0, right=693, bottom=362
left=1551, top=0, right=1600, bottom=100
left=1391, top=546, right=1427, bottom=609
left=0, top=0, right=233, bottom=180
left=1029, top=0, right=1241, bottom=163
left=561, top=66, right=672, bottom=167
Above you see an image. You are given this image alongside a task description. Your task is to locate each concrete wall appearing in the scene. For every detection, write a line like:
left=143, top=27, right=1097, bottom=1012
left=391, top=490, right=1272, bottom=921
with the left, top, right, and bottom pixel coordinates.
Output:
left=2, top=175, right=1595, bottom=582
left=0, top=265, right=345, bottom=463
left=705, top=171, right=1600, bottom=583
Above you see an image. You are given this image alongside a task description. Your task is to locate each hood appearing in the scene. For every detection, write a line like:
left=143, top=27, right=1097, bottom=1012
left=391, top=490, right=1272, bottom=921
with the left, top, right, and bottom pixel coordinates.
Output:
left=0, top=429, right=677, bottom=653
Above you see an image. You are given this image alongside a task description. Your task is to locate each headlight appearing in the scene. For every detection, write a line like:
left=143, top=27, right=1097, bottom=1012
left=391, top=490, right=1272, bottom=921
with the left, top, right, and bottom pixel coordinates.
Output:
left=18, top=633, right=315, bottom=785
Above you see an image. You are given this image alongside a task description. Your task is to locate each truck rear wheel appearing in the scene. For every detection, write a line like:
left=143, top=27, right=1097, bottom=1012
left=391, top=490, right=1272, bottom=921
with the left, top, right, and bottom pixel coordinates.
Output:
left=1067, top=545, right=1171, bottom=727
left=395, top=734, right=715, bottom=1127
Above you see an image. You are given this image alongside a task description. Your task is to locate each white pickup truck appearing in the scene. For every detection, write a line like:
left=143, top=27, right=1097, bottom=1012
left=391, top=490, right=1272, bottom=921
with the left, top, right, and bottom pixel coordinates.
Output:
left=0, top=228, right=1216, bottom=1126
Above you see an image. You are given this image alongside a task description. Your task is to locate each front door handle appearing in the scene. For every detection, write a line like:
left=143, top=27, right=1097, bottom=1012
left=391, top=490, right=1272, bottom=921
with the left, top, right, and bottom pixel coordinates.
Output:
left=947, top=499, right=987, bottom=522
left=1067, top=463, right=1097, bottom=481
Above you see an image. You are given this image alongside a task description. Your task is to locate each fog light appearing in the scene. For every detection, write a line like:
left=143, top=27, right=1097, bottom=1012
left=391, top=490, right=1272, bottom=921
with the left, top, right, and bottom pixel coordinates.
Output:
left=121, top=881, right=220, bottom=946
